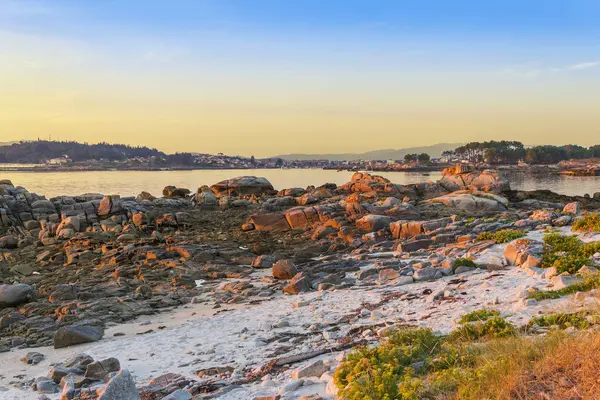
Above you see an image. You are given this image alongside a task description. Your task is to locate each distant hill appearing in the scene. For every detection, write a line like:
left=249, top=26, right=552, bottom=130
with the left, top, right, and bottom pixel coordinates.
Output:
left=0, top=140, right=165, bottom=163
left=276, top=143, right=463, bottom=161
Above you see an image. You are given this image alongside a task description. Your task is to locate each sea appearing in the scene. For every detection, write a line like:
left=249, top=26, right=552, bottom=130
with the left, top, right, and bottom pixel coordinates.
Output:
left=1, top=169, right=598, bottom=198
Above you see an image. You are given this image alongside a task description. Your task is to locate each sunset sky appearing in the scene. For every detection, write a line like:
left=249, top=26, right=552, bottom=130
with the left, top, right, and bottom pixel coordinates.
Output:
left=1, top=0, right=600, bottom=157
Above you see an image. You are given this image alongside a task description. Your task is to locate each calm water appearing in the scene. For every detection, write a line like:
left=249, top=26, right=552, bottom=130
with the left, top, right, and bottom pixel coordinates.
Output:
left=0, top=169, right=598, bottom=198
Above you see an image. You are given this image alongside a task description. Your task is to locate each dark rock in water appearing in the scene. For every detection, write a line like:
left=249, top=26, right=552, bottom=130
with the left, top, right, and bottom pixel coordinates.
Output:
left=98, top=369, right=140, bottom=400
left=0, top=283, right=35, bottom=309
left=210, top=176, right=274, bottom=197
left=53, top=325, right=104, bottom=349
left=85, top=358, right=121, bottom=380
left=272, top=260, right=298, bottom=280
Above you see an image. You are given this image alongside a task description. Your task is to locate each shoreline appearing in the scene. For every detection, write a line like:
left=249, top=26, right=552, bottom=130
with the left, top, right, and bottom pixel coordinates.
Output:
left=0, top=170, right=599, bottom=399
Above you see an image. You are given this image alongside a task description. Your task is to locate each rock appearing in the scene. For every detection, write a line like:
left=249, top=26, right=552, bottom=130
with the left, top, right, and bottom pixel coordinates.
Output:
left=272, top=260, right=298, bottom=280
left=98, top=369, right=140, bottom=400
left=439, top=165, right=509, bottom=192
left=249, top=213, right=290, bottom=231
left=398, top=239, right=432, bottom=253
left=390, top=218, right=452, bottom=239
left=85, top=358, right=121, bottom=379
left=292, top=360, right=329, bottom=379
left=162, top=390, right=192, bottom=400
left=21, top=351, right=45, bottom=365
left=162, top=186, right=190, bottom=198
left=339, top=172, right=403, bottom=195
left=53, top=325, right=104, bottom=349
left=210, top=176, right=274, bottom=197
left=427, top=190, right=508, bottom=211
left=563, top=202, right=581, bottom=215
left=36, top=379, right=59, bottom=394
left=413, top=268, right=443, bottom=281
left=136, top=191, right=156, bottom=202
left=504, top=239, right=543, bottom=267
left=0, top=284, right=35, bottom=309
left=355, top=214, right=391, bottom=233
left=252, top=255, right=276, bottom=269
left=530, top=209, right=558, bottom=224
left=194, top=186, right=217, bottom=208
left=284, top=272, right=312, bottom=295
left=551, top=275, right=583, bottom=290
left=49, top=284, right=79, bottom=303
left=0, top=235, right=18, bottom=249
left=97, top=195, right=123, bottom=216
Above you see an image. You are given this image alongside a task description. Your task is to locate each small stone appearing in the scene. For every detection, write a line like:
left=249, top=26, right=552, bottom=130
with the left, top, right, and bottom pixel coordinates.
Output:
left=291, top=360, right=329, bottom=379
left=21, top=351, right=45, bottom=365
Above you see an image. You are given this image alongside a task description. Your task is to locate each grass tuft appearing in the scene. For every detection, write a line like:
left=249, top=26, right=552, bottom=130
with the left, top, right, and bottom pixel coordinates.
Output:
left=476, top=229, right=526, bottom=243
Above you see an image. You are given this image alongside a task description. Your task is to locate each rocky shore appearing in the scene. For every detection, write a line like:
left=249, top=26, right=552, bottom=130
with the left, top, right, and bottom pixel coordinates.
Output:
left=1, top=165, right=600, bottom=399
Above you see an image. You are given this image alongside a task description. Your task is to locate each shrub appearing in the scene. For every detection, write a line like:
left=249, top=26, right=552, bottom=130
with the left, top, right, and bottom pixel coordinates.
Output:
left=459, top=309, right=500, bottom=324
left=333, top=327, right=441, bottom=400
left=476, top=229, right=526, bottom=243
left=450, top=316, right=516, bottom=341
left=527, top=273, right=600, bottom=300
left=541, top=233, right=600, bottom=274
left=528, top=311, right=595, bottom=330
left=572, top=213, right=600, bottom=232
left=453, top=258, right=477, bottom=270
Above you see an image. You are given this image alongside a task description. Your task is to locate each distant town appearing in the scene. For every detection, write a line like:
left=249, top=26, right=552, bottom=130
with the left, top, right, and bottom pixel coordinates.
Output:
left=0, top=140, right=599, bottom=176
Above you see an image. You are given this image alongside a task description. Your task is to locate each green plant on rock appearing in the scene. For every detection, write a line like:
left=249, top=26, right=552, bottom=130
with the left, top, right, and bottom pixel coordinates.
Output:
left=476, top=229, right=525, bottom=243
left=573, top=213, right=600, bottom=233
left=453, top=257, right=477, bottom=270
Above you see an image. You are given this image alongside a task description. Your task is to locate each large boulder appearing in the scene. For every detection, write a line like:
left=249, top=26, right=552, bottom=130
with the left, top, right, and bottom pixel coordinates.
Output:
left=98, top=369, right=140, bottom=400
left=283, top=272, right=312, bottom=295
left=249, top=213, right=290, bottom=231
left=439, top=165, right=509, bottom=193
left=504, top=239, right=543, bottom=267
left=427, top=190, right=508, bottom=212
left=390, top=217, right=452, bottom=239
left=162, top=186, right=190, bottom=198
left=355, top=214, right=391, bottom=233
left=194, top=186, right=217, bottom=208
left=0, top=284, right=35, bottom=308
left=273, top=260, right=298, bottom=280
left=338, top=172, right=400, bottom=195
left=210, top=176, right=274, bottom=197
left=97, top=195, right=124, bottom=216
left=53, top=325, right=104, bottom=349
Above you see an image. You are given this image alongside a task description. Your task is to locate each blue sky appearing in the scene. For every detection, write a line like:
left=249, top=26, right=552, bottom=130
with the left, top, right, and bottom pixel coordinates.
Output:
left=1, top=0, right=600, bottom=155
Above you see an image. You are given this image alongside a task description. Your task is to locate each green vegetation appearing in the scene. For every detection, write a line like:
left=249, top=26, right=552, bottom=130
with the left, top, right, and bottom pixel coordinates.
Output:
left=540, top=233, right=600, bottom=274
left=452, top=258, right=477, bottom=270
left=573, top=213, right=600, bottom=233
left=527, top=273, right=600, bottom=300
left=528, top=311, right=596, bottom=330
left=476, top=229, right=526, bottom=243
left=458, top=309, right=500, bottom=324
left=332, top=312, right=600, bottom=399
left=450, top=316, right=516, bottom=341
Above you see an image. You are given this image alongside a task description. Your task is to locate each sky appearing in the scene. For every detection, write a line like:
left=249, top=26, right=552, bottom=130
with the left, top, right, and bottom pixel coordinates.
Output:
left=1, top=0, right=600, bottom=157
